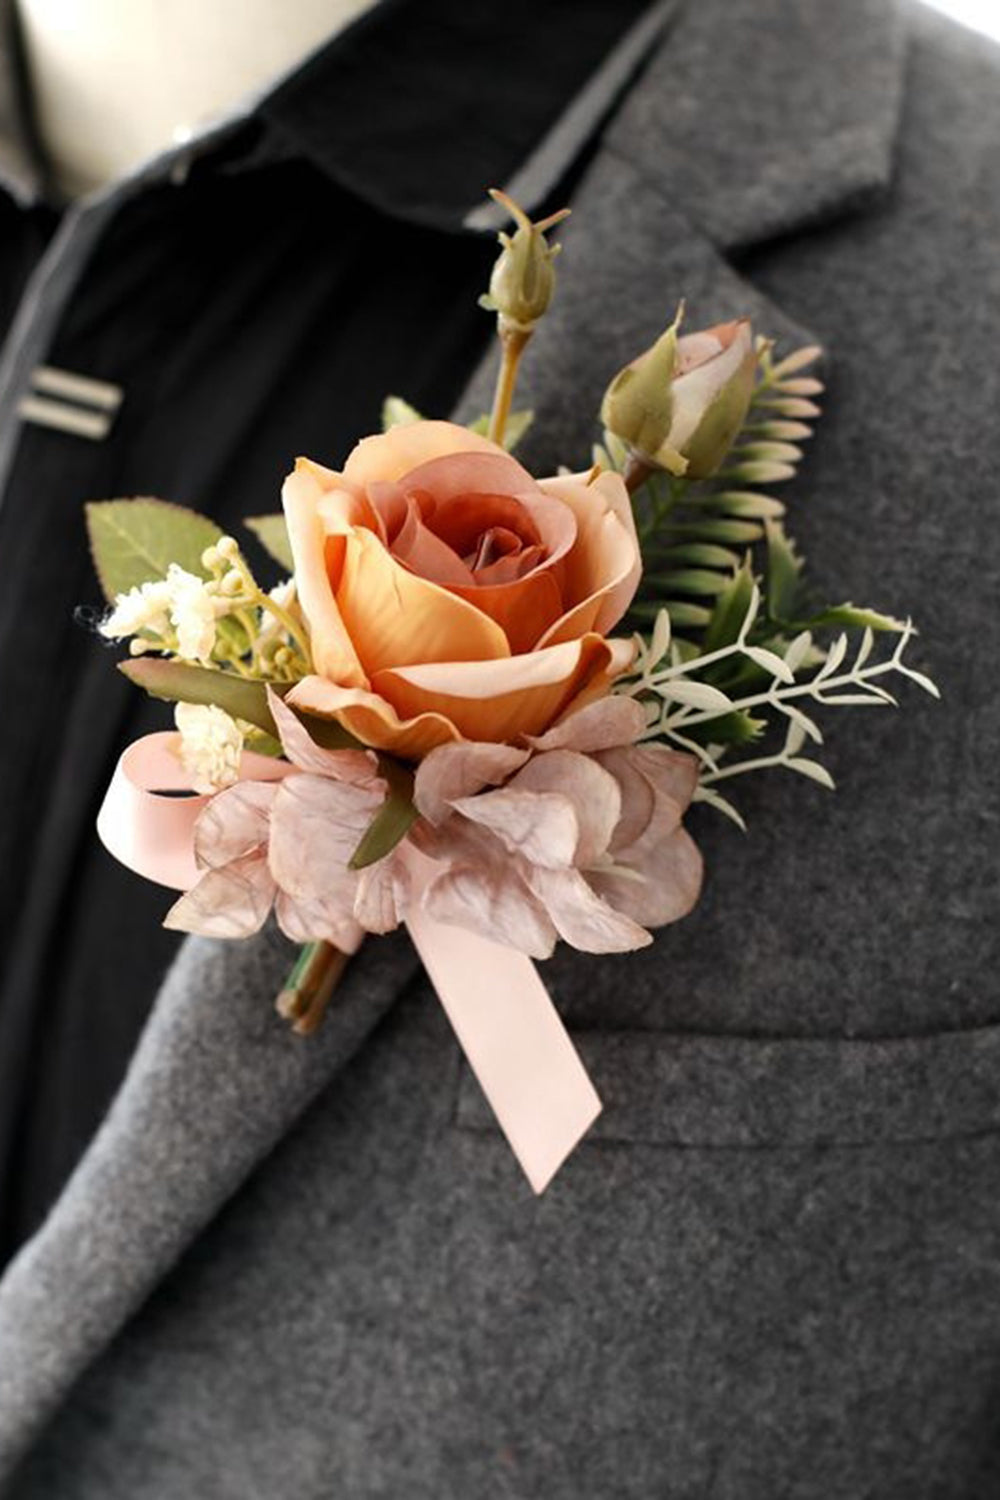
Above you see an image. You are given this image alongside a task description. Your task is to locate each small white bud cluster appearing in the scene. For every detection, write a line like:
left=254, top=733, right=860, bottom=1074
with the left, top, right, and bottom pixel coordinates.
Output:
left=174, top=702, right=244, bottom=794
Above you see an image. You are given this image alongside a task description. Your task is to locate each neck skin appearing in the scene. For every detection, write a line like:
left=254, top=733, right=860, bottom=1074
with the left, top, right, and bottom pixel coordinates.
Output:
left=16, top=0, right=379, bottom=199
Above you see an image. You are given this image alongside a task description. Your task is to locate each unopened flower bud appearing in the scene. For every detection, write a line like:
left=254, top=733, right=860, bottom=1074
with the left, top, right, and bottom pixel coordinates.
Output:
left=602, top=315, right=756, bottom=480
left=480, top=189, right=570, bottom=335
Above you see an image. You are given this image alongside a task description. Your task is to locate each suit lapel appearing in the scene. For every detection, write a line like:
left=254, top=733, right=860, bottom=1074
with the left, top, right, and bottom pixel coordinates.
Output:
left=0, top=0, right=909, bottom=1476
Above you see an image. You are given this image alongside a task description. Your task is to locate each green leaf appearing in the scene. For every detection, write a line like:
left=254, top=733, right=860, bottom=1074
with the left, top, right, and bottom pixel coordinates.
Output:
left=689, top=710, right=766, bottom=747
left=467, top=408, right=535, bottom=452
left=788, top=603, right=907, bottom=633
left=349, top=757, right=419, bottom=870
left=119, top=659, right=362, bottom=750
left=702, top=561, right=756, bottom=654
left=694, top=490, right=786, bottom=519
left=627, top=600, right=711, bottom=629
left=765, top=519, right=806, bottom=621
left=660, top=518, right=764, bottom=545
left=382, top=395, right=424, bottom=429
left=86, top=498, right=222, bottom=603
left=645, top=568, right=732, bottom=597
left=657, top=542, right=741, bottom=569
left=119, top=658, right=280, bottom=736
left=244, top=514, right=293, bottom=572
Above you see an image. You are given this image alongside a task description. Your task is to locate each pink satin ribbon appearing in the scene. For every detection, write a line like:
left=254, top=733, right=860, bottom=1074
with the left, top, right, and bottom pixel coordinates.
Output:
left=97, top=734, right=602, bottom=1193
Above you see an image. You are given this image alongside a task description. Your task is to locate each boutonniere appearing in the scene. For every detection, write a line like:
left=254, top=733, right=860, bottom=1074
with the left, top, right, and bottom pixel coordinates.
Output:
left=89, top=191, right=937, bottom=1192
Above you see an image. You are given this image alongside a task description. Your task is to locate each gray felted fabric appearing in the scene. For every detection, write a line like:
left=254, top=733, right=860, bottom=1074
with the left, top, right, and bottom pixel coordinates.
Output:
left=2, top=1, right=1000, bottom=1494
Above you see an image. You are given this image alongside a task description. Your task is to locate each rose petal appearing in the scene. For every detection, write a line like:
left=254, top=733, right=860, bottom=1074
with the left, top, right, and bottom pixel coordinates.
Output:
left=524, top=694, right=647, bottom=754
left=446, top=567, right=566, bottom=654
left=525, top=865, right=652, bottom=953
left=535, top=471, right=642, bottom=646
left=395, top=449, right=540, bottom=519
left=164, top=853, right=276, bottom=939
left=422, top=863, right=558, bottom=961
left=507, top=749, right=621, bottom=867
left=389, top=495, right=475, bottom=587
left=336, top=526, right=511, bottom=674
left=287, top=675, right=462, bottom=759
left=281, top=460, right=367, bottom=687
left=266, top=687, right=381, bottom=786
left=413, top=740, right=530, bottom=824
left=373, top=633, right=634, bottom=745
left=668, top=319, right=754, bottom=451
left=342, top=420, right=503, bottom=487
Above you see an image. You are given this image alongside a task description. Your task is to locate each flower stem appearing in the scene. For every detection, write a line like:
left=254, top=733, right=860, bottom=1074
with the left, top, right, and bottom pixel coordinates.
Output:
left=623, top=454, right=654, bottom=495
left=488, top=325, right=531, bottom=447
left=275, top=940, right=350, bottom=1035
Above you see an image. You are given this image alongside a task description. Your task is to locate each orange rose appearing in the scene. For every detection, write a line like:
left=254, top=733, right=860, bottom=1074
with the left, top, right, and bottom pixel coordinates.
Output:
left=282, top=421, right=641, bottom=758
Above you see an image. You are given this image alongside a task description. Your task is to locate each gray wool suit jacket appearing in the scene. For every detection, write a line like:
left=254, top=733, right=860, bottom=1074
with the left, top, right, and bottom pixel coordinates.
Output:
left=2, top=1, right=999, bottom=1495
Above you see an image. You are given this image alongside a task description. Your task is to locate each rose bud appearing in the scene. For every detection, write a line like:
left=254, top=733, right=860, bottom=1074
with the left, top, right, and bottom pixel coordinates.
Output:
left=480, top=189, right=570, bottom=335
left=601, top=315, right=756, bottom=480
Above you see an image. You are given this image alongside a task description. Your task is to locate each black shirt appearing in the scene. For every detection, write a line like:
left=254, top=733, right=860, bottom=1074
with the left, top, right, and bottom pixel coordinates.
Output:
left=0, top=0, right=660, bottom=1260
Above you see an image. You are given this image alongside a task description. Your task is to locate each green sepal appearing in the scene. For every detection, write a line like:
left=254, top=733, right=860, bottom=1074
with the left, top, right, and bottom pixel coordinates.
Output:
left=349, top=756, right=419, bottom=870
left=86, top=497, right=222, bottom=603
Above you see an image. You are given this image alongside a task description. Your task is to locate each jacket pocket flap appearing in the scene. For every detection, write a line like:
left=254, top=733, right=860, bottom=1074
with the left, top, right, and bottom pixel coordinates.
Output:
left=454, top=1024, right=1000, bottom=1148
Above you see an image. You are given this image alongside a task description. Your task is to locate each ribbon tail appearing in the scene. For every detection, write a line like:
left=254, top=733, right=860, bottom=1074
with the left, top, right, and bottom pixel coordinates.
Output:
left=405, top=905, right=602, bottom=1194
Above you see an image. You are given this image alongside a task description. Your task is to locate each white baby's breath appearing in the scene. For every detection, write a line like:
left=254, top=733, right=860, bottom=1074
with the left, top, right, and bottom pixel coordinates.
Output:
left=164, top=564, right=225, bottom=663
left=174, top=702, right=243, bottom=794
left=99, top=579, right=172, bottom=641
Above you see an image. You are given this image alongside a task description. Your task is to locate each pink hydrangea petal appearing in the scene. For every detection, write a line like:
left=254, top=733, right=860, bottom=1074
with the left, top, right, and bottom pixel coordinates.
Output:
left=192, top=781, right=279, bottom=871
left=450, top=787, right=579, bottom=870
left=269, top=775, right=382, bottom=905
left=507, top=749, right=621, bottom=867
left=597, top=743, right=699, bottom=853
left=274, top=890, right=365, bottom=952
left=422, top=863, right=558, bottom=961
left=590, top=826, right=704, bottom=929
left=266, top=687, right=382, bottom=787
left=625, top=743, right=699, bottom=811
left=523, top=693, right=647, bottom=754
left=413, top=740, right=530, bottom=825
left=353, top=857, right=411, bottom=934
left=595, top=746, right=660, bottom=851
left=164, top=853, right=276, bottom=939
left=525, top=865, right=652, bottom=953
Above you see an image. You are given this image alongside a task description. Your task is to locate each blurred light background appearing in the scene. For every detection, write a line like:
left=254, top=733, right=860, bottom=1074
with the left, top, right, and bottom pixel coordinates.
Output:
left=921, top=0, right=1000, bottom=42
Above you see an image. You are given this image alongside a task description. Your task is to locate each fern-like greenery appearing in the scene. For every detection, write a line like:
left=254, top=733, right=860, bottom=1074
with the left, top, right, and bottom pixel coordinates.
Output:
left=610, top=340, right=938, bottom=820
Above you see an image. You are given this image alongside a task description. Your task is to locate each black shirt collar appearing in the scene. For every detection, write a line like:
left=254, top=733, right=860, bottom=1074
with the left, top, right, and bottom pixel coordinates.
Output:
left=0, top=0, right=671, bottom=228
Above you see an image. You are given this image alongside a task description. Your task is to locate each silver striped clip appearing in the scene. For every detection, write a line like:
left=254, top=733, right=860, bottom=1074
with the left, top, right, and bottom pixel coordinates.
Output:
left=17, top=365, right=124, bottom=441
